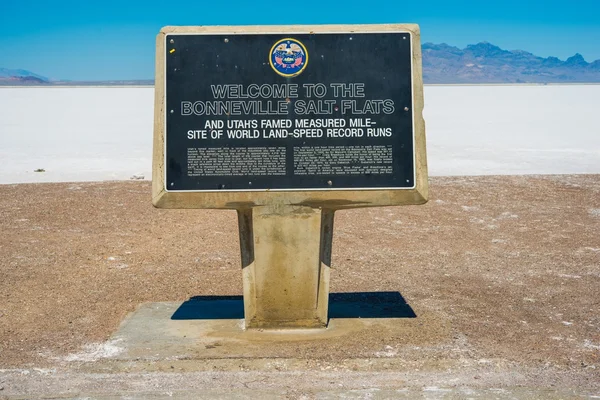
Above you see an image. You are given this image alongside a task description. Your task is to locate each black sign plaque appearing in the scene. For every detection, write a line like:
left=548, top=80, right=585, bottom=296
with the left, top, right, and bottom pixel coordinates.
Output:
left=165, top=32, right=415, bottom=192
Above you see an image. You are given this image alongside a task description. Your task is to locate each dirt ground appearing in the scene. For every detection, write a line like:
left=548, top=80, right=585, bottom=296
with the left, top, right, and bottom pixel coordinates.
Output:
left=0, top=175, right=599, bottom=397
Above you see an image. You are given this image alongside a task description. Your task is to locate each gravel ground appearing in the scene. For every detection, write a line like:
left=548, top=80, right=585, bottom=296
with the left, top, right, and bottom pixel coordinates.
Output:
left=0, top=175, right=599, bottom=397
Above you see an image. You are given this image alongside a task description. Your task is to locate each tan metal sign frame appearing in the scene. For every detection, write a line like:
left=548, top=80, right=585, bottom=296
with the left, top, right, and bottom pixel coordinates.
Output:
left=152, top=24, right=428, bottom=210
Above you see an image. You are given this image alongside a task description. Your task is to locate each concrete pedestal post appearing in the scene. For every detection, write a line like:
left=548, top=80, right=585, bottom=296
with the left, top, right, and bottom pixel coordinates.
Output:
left=237, top=205, right=334, bottom=329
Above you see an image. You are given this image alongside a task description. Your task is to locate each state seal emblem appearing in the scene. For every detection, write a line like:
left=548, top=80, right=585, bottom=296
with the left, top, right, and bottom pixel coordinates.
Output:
left=269, top=38, right=308, bottom=78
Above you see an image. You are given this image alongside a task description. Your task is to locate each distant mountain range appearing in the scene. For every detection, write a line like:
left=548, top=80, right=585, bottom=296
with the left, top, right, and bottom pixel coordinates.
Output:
left=422, top=42, right=600, bottom=83
left=2, top=42, right=600, bottom=85
left=0, top=68, right=154, bottom=86
left=0, top=68, right=52, bottom=84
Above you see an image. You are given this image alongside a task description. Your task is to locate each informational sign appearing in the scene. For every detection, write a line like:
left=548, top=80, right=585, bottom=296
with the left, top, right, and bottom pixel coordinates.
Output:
left=153, top=25, right=427, bottom=330
left=164, top=32, right=415, bottom=192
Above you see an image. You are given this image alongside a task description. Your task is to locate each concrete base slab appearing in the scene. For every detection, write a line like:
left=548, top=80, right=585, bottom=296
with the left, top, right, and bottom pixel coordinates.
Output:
left=4, top=300, right=598, bottom=398
left=97, top=297, right=450, bottom=369
left=25, top=297, right=589, bottom=398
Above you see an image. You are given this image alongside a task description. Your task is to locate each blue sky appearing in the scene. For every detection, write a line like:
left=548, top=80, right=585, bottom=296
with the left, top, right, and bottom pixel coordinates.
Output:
left=1, top=0, right=599, bottom=81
